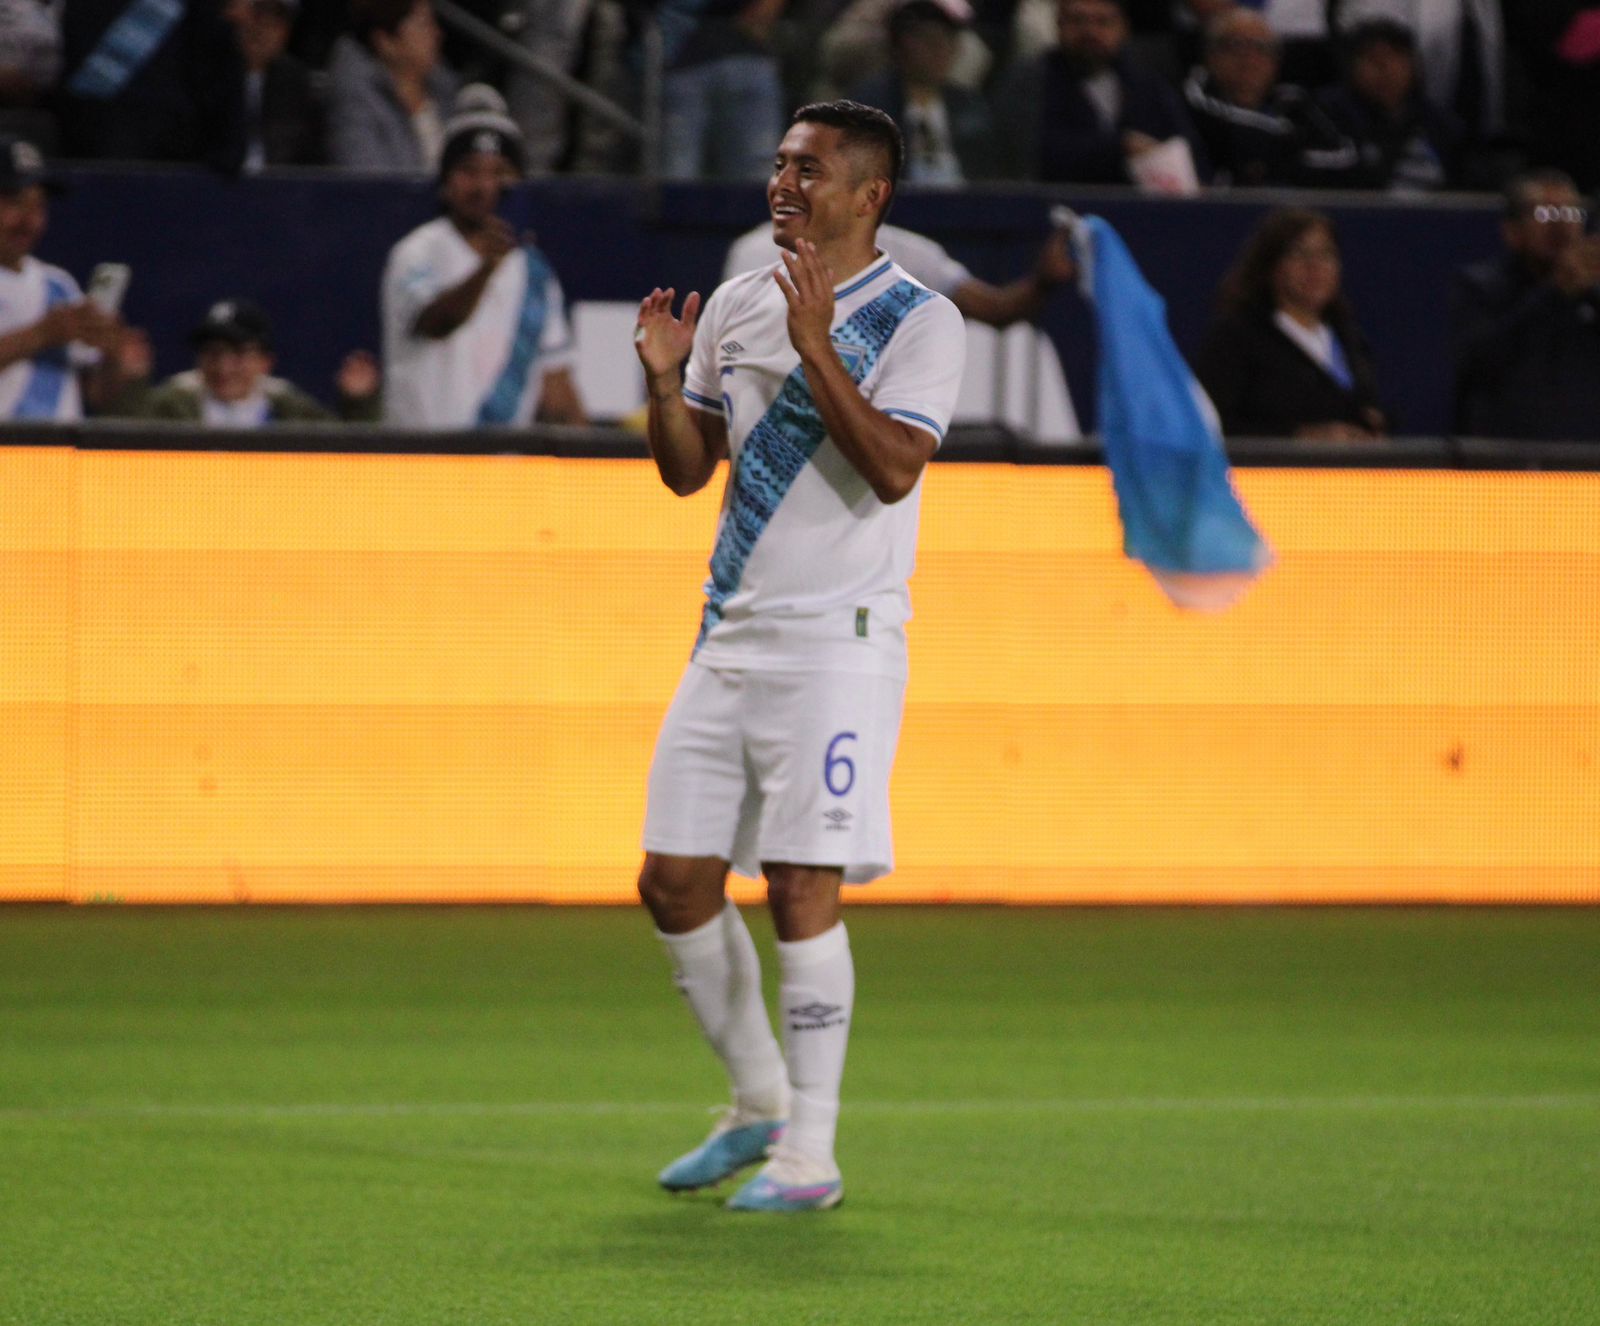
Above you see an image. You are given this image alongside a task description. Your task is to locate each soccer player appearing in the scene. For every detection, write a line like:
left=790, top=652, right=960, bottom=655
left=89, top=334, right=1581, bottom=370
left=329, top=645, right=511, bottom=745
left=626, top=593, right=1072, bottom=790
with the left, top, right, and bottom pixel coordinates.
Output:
left=631, top=101, right=966, bottom=1213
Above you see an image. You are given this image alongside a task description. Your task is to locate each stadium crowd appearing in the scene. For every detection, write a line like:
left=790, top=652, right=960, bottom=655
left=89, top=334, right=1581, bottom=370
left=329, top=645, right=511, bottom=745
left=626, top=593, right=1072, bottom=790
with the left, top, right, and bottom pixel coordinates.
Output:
left=0, top=0, right=1597, bottom=440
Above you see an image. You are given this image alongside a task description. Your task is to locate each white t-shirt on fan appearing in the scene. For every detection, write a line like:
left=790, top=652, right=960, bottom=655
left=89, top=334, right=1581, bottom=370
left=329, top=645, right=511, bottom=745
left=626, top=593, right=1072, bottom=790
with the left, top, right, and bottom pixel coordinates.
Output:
left=381, top=216, right=574, bottom=428
left=0, top=257, right=94, bottom=422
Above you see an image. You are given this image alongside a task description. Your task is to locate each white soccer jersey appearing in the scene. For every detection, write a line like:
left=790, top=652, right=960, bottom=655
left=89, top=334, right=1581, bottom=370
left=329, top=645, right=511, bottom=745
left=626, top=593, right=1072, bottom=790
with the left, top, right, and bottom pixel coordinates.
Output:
left=682, top=254, right=966, bottom=678
left=723, top=222, right=973, bottom=300
left=0, top=257, right=90, bottom=422
left=381, top=217, right=575, bottom=428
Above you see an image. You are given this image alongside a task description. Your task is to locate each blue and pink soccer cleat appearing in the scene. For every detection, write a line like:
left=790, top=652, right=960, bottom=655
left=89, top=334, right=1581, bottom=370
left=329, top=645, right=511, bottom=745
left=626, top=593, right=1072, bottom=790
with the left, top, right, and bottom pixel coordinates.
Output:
left=725, top=1145, right=843, bottom=1212
left=658, top=1110, right=786, bottom=1192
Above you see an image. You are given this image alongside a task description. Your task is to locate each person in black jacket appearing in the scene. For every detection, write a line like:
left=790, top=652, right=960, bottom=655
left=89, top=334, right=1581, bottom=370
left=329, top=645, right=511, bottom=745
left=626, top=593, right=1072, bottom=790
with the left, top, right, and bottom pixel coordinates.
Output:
left=1452, top=170, right=1600, bottom=442
left=996, top=0, right=1206, bottom=184
left=224, top=0, right=324, bottom=172
left=1194, top=207, right=1386, bottom=441
left=1316, top=18, right=1461, bottom=193
left=850, top=0, right=998, bottom=184
left=1182, top=8, right=1358, bottom=188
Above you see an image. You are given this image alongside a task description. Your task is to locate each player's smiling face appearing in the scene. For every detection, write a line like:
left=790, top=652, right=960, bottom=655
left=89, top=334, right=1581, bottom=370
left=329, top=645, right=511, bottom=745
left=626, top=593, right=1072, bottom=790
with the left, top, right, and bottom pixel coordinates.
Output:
left=767, top=122, right=870, bottom=254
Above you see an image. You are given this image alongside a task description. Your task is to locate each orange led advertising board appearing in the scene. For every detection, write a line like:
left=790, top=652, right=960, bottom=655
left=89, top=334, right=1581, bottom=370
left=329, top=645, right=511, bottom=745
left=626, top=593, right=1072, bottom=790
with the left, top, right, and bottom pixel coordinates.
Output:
left=3, top=447, right=1596, bottom=904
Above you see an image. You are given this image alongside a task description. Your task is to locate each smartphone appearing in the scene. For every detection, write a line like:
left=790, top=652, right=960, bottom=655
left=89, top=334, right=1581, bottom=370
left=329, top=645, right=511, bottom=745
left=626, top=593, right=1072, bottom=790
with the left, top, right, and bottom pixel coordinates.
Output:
left=86, top=262, right=132, bottom=315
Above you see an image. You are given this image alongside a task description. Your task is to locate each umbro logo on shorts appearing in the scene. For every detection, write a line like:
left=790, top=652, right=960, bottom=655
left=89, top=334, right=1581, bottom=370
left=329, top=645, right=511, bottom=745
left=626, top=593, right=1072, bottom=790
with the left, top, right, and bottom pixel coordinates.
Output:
left=822, top=808, right=852, bottom=831
left=788, top=1002, right=847, bottom=1031
left=719, top=340, right=745, bottom=356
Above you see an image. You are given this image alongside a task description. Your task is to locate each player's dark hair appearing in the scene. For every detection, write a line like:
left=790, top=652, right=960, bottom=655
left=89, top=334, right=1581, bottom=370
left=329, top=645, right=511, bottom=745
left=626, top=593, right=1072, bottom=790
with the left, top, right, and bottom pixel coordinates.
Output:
left=1217, top=206, right=1357, bottom=331
left=790, top=100, right=903, bottom=221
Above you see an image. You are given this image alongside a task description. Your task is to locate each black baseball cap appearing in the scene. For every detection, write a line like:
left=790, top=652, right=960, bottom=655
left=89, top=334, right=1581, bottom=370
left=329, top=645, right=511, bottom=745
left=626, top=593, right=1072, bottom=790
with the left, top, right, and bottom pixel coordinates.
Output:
left=190, top=299, right=274, bottom=350
left=0, top=136, right=65, bottom=195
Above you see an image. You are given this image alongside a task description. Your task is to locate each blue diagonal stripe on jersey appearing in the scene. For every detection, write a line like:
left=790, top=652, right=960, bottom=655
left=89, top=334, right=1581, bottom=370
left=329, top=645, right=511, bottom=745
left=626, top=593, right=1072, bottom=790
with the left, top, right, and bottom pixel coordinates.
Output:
left=695, top=277, right=934, bottom=650
left=15, top=274, right=76, bottom=420
left=476, top=246, right=552, bottom=426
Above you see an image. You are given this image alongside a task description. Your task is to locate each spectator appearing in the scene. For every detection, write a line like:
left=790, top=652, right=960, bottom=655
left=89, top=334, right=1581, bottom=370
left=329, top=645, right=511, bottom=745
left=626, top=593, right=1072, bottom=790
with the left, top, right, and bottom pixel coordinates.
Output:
left=1317, top=18, right=1462, bottom=192
left=723, top=216, right=1076, bottom=327
left=223, top=0, right=324, bottom=172
left=819, top=0, right=993, bottom=98
left=504, top=0, right=597, bottom=174
left=1452, top=170, right=1600, bottom=441
left=110, top=300, right=381, bottom=425
left=996, top=0, right=1206, bottom=186
left=327, top=0, right=460, bottom=173
left=850, top=0, right=999, bottom=183
left=0, top=0, right=61, bottom=148
left=1183, top=9, right=1358, bottom=188
left=381, top=86, right=585, bottom=427
left=658, top=0, right=786, bottom=180
left=1338, top=0, right=1504, bottom=148
left=1194, top=207, right=1386, bottom=441
left=57, top=0, right=237, bottom=162
left=0, top=136, right=123, bottom=420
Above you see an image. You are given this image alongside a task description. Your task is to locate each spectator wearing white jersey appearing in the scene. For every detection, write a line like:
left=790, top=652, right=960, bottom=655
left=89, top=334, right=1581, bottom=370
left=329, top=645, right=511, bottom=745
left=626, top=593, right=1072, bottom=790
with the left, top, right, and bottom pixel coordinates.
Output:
left=0, top=136, right=122, bottom=422
left=381, top=86, right=585, bottom=428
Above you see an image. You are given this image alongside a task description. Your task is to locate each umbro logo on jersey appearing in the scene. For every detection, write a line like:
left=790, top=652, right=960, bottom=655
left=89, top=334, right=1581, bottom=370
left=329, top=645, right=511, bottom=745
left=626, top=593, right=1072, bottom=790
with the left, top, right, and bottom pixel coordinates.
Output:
left=720, top=340, right=745, bottom=356
left=822, top=808, right=852, bottom=831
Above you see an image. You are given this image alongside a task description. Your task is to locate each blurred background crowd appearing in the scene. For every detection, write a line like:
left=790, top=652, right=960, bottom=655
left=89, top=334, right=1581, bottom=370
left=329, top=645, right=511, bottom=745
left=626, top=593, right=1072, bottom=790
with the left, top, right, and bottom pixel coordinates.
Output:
left=1, top=0, right=1595, bottom=191
left=1, top=0, right=1597, bottom=443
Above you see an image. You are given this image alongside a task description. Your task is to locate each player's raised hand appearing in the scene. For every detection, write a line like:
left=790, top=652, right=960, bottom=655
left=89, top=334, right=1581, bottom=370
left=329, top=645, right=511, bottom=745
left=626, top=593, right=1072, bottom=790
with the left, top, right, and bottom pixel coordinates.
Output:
left=776, top=239, right=835, bottom=357
left=634, top=287, right=700, bottom=380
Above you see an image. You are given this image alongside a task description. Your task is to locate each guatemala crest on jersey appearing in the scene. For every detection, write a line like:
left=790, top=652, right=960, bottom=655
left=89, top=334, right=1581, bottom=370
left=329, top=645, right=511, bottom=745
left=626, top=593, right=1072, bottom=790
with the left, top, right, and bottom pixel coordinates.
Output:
left=832, top=339, right=866, bottom=375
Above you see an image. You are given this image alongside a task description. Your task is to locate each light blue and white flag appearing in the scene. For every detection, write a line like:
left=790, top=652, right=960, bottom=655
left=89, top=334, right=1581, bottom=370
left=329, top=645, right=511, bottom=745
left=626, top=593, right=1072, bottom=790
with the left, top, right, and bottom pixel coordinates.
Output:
left=1062, top=210, right=1271, bottom=611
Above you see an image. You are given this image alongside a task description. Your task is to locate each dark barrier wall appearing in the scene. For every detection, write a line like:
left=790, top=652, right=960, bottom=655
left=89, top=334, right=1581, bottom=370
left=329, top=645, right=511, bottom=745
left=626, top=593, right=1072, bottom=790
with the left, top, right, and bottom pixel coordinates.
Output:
left=41, top=170, right=1501, bottom=436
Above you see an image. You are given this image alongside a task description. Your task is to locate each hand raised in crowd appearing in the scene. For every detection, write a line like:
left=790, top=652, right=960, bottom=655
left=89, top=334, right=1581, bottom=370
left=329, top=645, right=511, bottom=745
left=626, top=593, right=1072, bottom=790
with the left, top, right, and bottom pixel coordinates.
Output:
left=35, top=300, right=120, bottom=352
left=775, top=239, right=836, bottom=359
left=337, top=349, right=382, bottom=400
left=115, top=325, right=155, bottom=381
left=466, top=216, right=518, bottom=268
left=1033, top=227, right=1077, bottom=290
left=1121, top=131, right=1161, bottom=160
left=1550, top=235, right=1600, bottom=298
left=634, top=287, right=701, bottom=382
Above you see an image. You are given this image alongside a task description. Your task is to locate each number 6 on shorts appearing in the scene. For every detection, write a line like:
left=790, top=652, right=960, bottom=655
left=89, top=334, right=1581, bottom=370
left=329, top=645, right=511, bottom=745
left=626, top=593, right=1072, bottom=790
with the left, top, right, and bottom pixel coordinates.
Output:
left=824, top=731, right=857, bottom=797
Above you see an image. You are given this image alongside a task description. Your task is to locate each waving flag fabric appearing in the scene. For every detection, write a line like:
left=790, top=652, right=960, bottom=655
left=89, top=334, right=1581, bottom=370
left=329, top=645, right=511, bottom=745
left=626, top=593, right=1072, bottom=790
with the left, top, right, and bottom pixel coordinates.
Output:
left=1065, top=211, right=1272, bottom=611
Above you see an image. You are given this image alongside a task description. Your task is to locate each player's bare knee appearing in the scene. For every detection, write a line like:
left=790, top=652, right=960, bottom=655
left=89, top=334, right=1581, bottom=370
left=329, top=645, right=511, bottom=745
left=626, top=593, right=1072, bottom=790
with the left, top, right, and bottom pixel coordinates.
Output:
left=765, top=864, right=844, bottom=939
left=638, top=854, right=722, bottom=931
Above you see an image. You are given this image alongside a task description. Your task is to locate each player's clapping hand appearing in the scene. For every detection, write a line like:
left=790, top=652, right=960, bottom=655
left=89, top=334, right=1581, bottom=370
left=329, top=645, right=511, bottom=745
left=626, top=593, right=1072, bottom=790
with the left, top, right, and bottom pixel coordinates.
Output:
left=634, top=287, right=701, bottom=380
left=776, top=239, right=835, bottom=358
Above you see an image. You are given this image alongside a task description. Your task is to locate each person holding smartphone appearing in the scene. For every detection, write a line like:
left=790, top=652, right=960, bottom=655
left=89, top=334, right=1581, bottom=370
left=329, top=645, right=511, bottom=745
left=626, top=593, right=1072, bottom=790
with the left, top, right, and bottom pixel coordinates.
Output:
left=0, top=135, right=126, bottom=421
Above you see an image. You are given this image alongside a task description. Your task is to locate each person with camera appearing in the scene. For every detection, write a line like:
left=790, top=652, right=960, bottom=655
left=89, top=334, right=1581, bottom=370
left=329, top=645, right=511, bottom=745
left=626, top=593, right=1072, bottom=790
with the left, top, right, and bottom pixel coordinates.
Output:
left=1452, top=169, right=1600, bottom=442
left=0, top=135, right=123, bottom=422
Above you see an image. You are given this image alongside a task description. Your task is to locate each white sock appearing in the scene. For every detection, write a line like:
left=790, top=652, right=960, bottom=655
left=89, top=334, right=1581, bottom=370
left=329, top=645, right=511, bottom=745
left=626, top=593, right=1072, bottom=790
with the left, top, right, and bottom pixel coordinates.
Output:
left=776, top=922, right=854, bottom=1166
left=657, top=902, right=788, bottom=1119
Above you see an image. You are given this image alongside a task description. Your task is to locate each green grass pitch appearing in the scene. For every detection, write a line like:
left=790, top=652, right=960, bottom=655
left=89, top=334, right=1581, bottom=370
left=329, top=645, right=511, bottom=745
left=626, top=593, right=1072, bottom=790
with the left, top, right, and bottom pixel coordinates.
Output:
left=3, top=905, right=1597, bottom=1325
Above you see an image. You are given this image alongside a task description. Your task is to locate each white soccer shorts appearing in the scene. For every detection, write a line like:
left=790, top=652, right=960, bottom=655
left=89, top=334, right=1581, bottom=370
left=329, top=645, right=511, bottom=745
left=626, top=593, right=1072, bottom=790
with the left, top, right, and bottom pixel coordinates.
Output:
left=642, top=662, right=907, bottom=884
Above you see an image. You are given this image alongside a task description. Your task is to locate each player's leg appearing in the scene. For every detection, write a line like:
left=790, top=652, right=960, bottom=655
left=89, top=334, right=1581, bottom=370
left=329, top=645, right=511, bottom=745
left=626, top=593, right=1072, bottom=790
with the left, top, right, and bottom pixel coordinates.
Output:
left=725, top=670, right=903, bottom=1212
left=640, top=666, right=788, bottom=1190
left=642, top=855, right=790, bottom=1191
